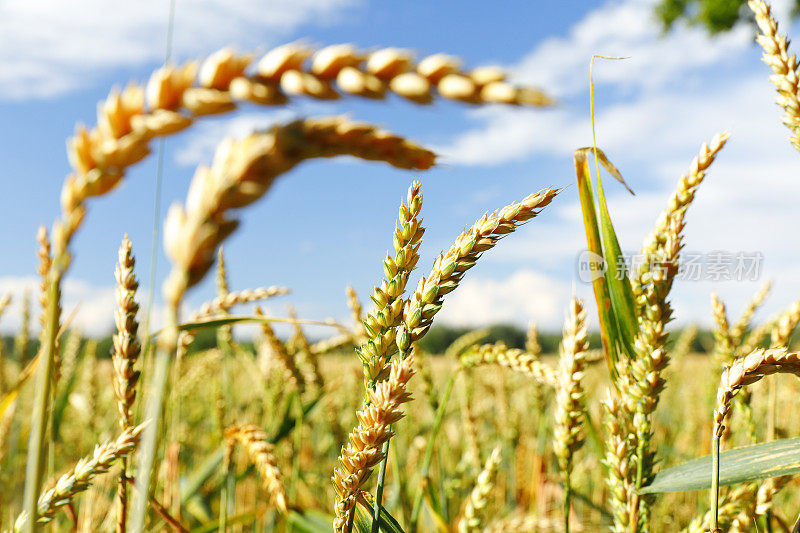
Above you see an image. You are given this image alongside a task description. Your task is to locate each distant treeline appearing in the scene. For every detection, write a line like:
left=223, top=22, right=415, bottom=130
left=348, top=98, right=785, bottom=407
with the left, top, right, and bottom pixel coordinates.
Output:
left=1, top=324, right=718, bottom=361
left=416, top=324, right=717, bottom=355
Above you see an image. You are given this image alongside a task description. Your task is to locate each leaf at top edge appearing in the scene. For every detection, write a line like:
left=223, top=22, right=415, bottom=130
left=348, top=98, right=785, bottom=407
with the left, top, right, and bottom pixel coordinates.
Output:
left=176, top=315, right=336, bottom=332
left=640, top=437, right=800, bottom=494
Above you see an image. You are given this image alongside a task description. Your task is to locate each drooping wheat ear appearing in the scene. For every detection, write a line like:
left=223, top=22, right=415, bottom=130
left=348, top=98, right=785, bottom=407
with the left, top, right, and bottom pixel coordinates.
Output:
left=748, top=0, right=800, bottom=150
left=346, top=286, right=367, bottom=343
left=332, top=354, right=416, bottom=532
left=631, top=132, right=730, bottom=314
left=111, top=235, right=141, bottom=430
left=730, top=280, right=772, bottom=344
left=254, top=306, right=305, bottom=393
left=525, top=321, right=542, bottom=358
left=396, top=187, right=560, bottom=356
left=770, top=297, right=800, bottom=347
left=162, top=117, right=435, bottom=308
left=110, top=236, right=140, bottom=533
left=457, top=444, right=502, bottom=533
left=13, top=424, right=145, bottom=530
left=224, top=424, right=288, bottom=515
left=553, top=297, right=588, bottom=525
left=288, top=306, right=324, bottom=392
left=58, top=45, right=548, bottom=267
left=359, top=182, right=423, bottom=387
left=713, top=348, right=800, bottom=439
left=460, top=343, right=557, bottom=387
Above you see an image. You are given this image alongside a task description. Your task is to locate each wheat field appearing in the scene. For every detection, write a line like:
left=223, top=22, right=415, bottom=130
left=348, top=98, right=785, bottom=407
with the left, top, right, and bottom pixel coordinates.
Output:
left=3, top=0, right=800, bottom=531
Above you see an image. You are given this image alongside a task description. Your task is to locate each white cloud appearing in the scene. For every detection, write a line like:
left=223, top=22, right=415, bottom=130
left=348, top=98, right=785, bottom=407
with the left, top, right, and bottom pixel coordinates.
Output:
left=0, top=276, right=115, bottom=337
left=437, top=269, right=572, bottom=329
left=0, top=0, right=359, bottom=100
left=431, top=0, right=800, bottom=329
left=511, top=0, right=753, bottom=97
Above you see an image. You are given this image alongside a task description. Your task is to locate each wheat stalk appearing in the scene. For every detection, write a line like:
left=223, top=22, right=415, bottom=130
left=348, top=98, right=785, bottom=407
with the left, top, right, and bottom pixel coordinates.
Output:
left=460, top=343, right=557, bottom=387
left=359, top=182, right=424, bottom=387
left=711, top=292, right=735, bottom=365
left=13, top=290, right=30, bottom=361
left=606, top=134, right=728, bottom=532
left=254, top=306, right=305, bottom=393
left=553, top=297, right=589, bottom=531
left=713, top=348, right=800, bottom=439
left=0, top=293, right=12, bottom=391
left=332, top=354, right=416, bottom=532
left=37, top=41, right=545, bottom=526
left=224, top=424, right=288, bottom=514
left=457, top=444, right=502, bottom=533
left=397, top=187, right=560, bottom=361
left=111, top=235, right=141, bottom=431
left=670, top=324, right=697, bottom=364
left=684, top=484, right=758, bottom=533
left=770, top=298, right=800, bottom=347
left=346, top=286, right=367, bottom=344
left=525, top=321, right=542, bottom=358
left=730, top=280, right=772, bottom=344
left=748, top=0, right=800, bottom=150
left=602, top=390, right=635, bottom=533
left=631, top=132, right=729, bottom=315
left=710, top=348, right=800, bottom=529
left=109, top=235, right=141, bottom=533
left=14, top=424, right=145, bottom=531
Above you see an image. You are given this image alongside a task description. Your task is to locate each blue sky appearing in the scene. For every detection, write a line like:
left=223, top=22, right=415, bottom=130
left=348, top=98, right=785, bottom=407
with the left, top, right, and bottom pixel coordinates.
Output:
left=1, top=0, right=799, bottom=338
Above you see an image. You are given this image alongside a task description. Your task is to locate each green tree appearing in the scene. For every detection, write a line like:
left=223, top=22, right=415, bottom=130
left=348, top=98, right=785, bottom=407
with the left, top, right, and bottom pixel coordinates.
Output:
left=655, top=0, right=800, bottom=34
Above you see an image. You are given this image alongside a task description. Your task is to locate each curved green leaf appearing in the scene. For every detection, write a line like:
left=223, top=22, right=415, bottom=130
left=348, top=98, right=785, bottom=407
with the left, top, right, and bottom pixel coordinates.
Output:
left=640, top=437, right=800, bottom=494
left=594, top=153, right=637, bottom=362
left=177, top=315, right=337, bottom=332
left=355, top=498, right=406, bottom=533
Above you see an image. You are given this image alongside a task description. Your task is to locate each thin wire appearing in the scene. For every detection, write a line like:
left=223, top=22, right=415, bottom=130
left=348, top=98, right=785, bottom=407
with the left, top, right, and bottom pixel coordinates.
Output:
left=142, top=0, right=176, bottom=348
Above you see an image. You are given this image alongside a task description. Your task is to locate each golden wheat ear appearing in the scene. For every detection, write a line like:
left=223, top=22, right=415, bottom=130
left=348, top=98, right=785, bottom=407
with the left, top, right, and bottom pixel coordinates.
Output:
left=224, top=424, right=288, bottom=515
left=748, top=0, right=800, bottom=150
left=13, top=424, right=146, bottom=531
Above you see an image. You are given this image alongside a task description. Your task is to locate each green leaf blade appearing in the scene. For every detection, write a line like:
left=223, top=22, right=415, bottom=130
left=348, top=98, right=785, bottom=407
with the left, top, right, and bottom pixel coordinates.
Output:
left=640, top=437, right=800, bottom=494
